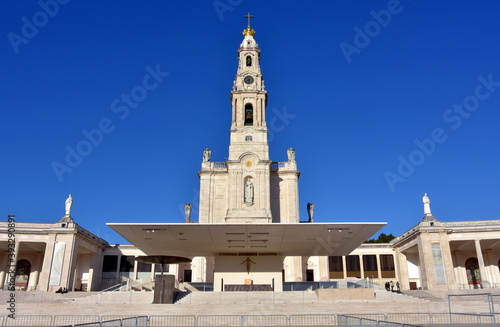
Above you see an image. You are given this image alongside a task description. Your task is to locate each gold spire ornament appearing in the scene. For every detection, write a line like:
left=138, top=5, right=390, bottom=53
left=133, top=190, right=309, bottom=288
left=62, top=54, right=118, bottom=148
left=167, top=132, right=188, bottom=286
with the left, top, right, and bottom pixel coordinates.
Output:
left=243, top=12, right=256, bottom=36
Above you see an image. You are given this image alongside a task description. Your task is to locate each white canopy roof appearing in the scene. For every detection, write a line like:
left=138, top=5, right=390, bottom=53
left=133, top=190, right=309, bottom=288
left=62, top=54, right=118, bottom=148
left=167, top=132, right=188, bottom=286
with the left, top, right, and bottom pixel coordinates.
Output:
left=107, top=222, right=386, bottom=257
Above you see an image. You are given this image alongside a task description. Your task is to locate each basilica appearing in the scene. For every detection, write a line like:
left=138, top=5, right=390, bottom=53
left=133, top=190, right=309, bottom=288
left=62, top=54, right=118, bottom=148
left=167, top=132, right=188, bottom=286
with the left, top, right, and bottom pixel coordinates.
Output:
left=1, top=22, right=500, bottom=294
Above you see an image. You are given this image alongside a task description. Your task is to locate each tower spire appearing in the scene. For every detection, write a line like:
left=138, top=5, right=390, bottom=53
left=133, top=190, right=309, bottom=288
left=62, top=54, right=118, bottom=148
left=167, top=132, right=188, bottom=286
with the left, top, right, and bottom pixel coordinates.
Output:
left=244, top=12, right=254, bottom=28
left=243, top=12, right=256, bottom=37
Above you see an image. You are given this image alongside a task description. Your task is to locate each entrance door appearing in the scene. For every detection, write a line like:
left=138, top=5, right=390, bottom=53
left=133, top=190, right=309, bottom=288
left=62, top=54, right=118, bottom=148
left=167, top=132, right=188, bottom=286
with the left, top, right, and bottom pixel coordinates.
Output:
left=306, top=269, right=314, bottom=282
left=184, top=269, right=192, bottom=283
left=15, top=259, right=31, bottom=290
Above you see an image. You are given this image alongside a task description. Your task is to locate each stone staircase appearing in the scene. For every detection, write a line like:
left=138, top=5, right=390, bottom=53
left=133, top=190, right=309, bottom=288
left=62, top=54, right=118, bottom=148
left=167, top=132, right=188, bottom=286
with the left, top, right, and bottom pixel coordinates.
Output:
left=60, top=290, right=153, bottom=304
left=374, top=289, right=430, bottom=303
left=4, top=288, right=496, bottom=317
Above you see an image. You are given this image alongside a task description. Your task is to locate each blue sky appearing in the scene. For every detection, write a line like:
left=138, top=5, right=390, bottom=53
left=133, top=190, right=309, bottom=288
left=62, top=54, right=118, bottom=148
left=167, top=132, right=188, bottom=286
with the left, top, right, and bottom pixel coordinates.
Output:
left=2, top=1, right=500, bottom=245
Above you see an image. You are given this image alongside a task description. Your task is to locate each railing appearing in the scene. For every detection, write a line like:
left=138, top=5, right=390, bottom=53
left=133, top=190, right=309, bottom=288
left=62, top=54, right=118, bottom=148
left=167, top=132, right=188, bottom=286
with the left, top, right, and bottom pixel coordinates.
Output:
left=283, top=281, right=338, bottom=291
left=0, top=315, right=149, bottom=327
left=185, top=282, right=213, bottom=292
left=448, top=293, right=497, bottom=326
left=204, top=162, right=227, bottom=171
left=202, top=162, right=295, bottom=172
left=338, top=314, right=423, bottom=326
left=2, top=313, right=498, bottom=326
left=97, top=276, right=131, bottom=292
left=457, top=282, right=500, bottom=289
left=271, top=162, right=285, bottom=171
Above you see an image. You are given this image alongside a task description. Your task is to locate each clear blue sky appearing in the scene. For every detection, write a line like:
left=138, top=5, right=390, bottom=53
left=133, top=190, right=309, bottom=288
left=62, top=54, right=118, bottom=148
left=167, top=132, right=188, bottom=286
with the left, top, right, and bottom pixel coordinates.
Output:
left=2, top=1, right=500, bottom=244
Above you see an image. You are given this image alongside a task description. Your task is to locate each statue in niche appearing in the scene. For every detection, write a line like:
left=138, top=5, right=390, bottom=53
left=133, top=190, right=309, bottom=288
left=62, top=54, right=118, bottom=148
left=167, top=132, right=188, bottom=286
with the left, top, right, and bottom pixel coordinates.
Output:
left=422, top=193, right=432, bottom=216
left=64, top=194, right=73, bottom=217
left=184, top=203, right=192, bottom=223
left=287, top=148, right=296, bottom=162
left=307, top=203, right=314, bottom=222
left=245, top=179, right=254, bottom=203
left=203, top=148, right=211, bottom=162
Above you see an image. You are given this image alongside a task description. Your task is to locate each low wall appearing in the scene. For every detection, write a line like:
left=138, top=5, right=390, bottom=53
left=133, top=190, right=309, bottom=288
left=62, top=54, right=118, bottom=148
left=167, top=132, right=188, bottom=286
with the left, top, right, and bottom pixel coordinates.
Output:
left=315, top=288, right=375, bottom=300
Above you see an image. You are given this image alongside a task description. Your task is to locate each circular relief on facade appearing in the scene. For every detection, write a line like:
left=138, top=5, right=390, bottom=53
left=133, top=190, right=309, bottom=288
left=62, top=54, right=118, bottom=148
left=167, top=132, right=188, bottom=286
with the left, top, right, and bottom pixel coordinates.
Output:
left=245, top=160, right=253, bottom=167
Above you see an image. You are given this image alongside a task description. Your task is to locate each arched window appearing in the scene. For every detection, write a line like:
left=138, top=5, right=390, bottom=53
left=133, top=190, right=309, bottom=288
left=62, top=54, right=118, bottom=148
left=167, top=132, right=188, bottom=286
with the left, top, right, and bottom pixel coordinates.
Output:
left=244, top=104, right=253, bottom=126
left=245, top=135, right=252, bottom=142
left=246, top=56, right=252, bottom=67
left=465, top=257, right=481, bottom=289
left=15, top=259, right=31, bottom=290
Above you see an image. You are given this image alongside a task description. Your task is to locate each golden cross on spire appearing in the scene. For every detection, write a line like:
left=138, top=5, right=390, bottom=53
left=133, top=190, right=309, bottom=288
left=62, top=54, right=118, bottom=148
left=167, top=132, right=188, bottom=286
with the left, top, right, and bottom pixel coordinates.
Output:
left=244, top=12, right=254, bottom=28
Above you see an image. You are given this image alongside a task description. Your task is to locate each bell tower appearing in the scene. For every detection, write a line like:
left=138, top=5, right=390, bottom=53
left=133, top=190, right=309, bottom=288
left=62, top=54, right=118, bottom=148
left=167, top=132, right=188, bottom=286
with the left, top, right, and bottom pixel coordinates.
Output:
left=198, top=15, right=299, bottom=225
left=194, top=16, right=301, bottom=282
left=229, top=14, right=269, bottom=161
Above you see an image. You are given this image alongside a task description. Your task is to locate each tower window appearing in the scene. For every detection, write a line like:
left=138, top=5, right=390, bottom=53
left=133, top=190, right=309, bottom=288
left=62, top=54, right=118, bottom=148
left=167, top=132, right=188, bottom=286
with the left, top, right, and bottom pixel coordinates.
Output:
left=246, top=56, right=252, bottom=67
left=244, top=104, right=253, bottom=126
left=245, top=135, right=252, bottom=142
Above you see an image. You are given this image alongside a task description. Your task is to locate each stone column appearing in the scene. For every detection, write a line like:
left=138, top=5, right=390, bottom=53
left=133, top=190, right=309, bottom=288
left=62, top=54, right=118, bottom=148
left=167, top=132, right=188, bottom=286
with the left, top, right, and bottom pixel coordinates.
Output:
left=318, top=256, right=329, bottom=281
left=484, top=250, right=496, bottom=285
left=13, top=241, right=20, bottom=266
left=0, top=252, right=8, bottom=288
left=474, top=240, right=489, bottom=288
left=115, top=254, right=122, bottom=283
left=192, top=257, right=206, bottom=282
left=169, top=263, right=179, bottom=281
left=88, top=249, right=102, bottom=291
left=342, top=256, right=347, bottom=279
left=70, top=253, right=80, bottom=291
left=416, top=237, right=429, bottom=290
left=393, top=253, right=399, bottom=284
left=66, top=238, right=81, bottom=291
left=4, top=241, right=21, bottom=288
left=376, top=254, right=382, bottom=282
left=395, top=248, right=410, bottom=291
left=28, top=253, right=42, bottom=290
left=452, top=251, right=464, bottom=288
left=487, top=249, right=500, bottom=286
left=438, top=236, right=458, bottom=290
left=4, top=241, right=20, bottom=289
left=301, top=256, right=308, bottom=282
left=359, top=255, right=365, bottom=279
left=133, top=257, right=138, bottom=280
left=39, top=236, right=56, bottom=291
left=0, top=260, right=5, bottom=288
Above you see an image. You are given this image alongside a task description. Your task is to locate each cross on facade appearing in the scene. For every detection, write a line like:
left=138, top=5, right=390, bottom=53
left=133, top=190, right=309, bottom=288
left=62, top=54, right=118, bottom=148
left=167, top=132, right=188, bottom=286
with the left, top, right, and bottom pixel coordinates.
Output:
left=244, top=12, right=254, bottom=28
left=241, top=257, right=256, bottom=274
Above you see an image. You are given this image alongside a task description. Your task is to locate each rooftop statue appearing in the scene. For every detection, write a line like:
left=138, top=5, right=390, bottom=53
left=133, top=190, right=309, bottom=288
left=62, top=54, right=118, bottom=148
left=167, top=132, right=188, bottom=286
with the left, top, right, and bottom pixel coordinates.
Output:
left=422, top=193, right=432, bottom=216
left=65, top=194, right=73, bottom=217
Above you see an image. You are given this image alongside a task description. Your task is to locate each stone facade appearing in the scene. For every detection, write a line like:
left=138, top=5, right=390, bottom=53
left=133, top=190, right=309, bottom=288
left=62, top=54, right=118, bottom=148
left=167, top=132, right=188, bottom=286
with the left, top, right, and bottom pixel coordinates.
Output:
left=393, top=217, right=500, bottom=290
left=0, top=218, right=107, bottom=292
left=2, top=213, right=500, bottom=291
left=2, top=25, right=500, bottom=293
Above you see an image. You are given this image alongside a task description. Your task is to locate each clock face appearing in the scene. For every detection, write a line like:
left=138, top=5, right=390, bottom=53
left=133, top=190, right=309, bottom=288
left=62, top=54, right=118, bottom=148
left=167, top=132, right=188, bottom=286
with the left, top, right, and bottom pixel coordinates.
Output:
left=244, top=76, right=254, bottom=84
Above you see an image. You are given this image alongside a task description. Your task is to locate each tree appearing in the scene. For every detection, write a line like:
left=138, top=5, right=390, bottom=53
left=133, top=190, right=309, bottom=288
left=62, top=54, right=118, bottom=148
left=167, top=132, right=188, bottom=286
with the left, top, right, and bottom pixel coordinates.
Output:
left=365, top=233, right=395, bottom=243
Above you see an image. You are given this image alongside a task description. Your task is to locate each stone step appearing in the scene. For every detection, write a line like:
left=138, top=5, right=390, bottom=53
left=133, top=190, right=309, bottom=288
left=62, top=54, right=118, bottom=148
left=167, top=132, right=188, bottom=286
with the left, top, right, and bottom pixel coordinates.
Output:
left=374, top=290, right=431, bottom=302
left=8, top=289, right=494, bottom=318
left=15, top=300, right=490, bottom=316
